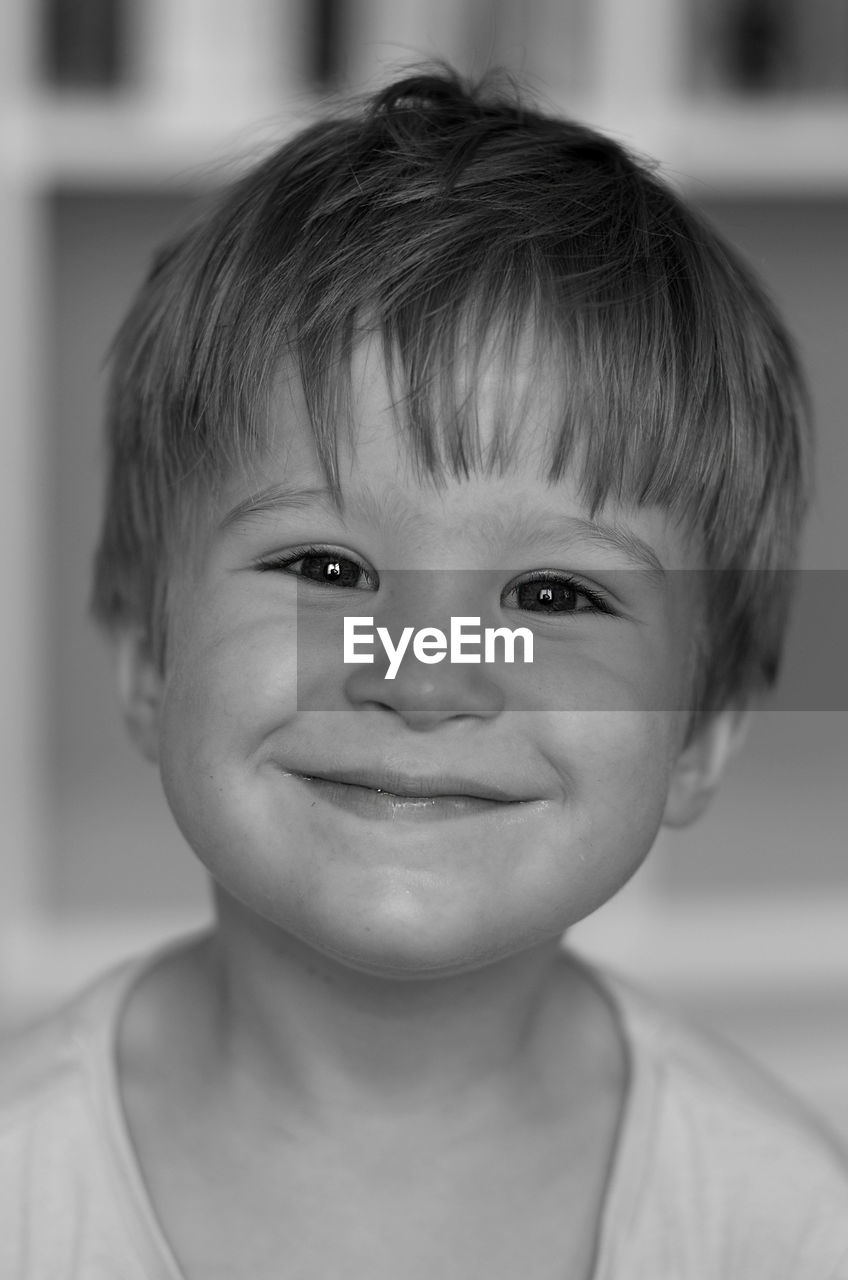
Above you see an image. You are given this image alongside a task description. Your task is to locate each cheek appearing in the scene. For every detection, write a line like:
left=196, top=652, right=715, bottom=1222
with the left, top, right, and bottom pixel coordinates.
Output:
left=542, top=710, right=680, bottom=874
left=154, top=636, right=298, bottom=914
left=594, top=712, right=681, bottom=808
left=156, top=607, right=300, bottom=814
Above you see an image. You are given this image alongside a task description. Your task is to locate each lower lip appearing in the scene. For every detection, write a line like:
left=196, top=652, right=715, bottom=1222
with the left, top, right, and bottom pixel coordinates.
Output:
left=295, top=776, right=525, bottom=822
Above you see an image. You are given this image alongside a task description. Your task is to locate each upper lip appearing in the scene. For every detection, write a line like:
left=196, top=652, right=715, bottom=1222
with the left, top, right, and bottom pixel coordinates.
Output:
left=291, top=767, right=530, bottom=803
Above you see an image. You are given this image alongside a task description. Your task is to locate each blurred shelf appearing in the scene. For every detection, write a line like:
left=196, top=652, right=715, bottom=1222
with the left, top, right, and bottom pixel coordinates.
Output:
left=663, top=97, right=848, bottom=194
left=2, top=91, right=848, bottom=194
left=538, top=96, right=848, bottom=196
left=0, top=91, right=313, bottom=189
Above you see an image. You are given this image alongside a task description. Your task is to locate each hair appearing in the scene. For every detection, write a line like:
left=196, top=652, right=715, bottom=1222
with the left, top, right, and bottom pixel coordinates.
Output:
left=91, top=66, right=811, bottom=726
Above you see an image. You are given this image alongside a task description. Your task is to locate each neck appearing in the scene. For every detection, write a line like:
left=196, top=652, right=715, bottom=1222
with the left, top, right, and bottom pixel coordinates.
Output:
left=198, top=890, right=591, bottom=1130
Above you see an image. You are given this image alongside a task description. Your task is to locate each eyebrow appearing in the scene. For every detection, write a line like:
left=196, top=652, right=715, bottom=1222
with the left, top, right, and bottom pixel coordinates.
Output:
left=219, top=484, right=340, bottom=530
left=545, top=517, right=667, bottom=581
left=470, top=510, right=668, bottom=582
left=219, top=483, right=667, bottom=580
left=219, top=481, right=418, bottom=539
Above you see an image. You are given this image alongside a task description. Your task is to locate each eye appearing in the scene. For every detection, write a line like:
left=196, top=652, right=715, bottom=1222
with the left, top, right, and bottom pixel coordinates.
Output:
left=502, top=571, right=613, bottom=616
left=257, top=546, right=377, bottom=591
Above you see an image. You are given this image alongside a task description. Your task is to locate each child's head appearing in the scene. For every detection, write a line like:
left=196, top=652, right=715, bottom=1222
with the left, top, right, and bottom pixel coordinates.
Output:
left=91, top=69, right=810, bottom=734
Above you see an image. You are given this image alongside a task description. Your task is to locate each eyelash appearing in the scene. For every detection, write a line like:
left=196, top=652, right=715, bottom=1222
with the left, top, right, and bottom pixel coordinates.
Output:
left=503, top=570, right=615, bottom=617
left=256, top=547, right=615, bottom=616
left=256, top=546, right=378, bottom=591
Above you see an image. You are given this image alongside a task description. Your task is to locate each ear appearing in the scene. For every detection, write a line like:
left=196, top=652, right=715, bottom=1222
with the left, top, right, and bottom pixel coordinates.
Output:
left=662, top=705, right=752, bottom=828
left=115, top=629, right=165, bottom=764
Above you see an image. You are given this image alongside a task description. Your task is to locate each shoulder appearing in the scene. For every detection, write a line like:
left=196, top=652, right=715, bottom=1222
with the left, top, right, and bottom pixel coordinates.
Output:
left=591, top=966, right=848, bottom=1277
left=0, top=932, right=204, bottom=1130
left=0, top=960, right=129, bottom=1127
left=616, top=972, right=846, bottom=1166
left=0, top=959, right=138, bottom=1220
left=0, top=955, right=156, bottom=1276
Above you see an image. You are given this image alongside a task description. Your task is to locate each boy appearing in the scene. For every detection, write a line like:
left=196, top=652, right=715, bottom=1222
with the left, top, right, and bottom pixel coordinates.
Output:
left=2, top=68, right=847, bottom=1279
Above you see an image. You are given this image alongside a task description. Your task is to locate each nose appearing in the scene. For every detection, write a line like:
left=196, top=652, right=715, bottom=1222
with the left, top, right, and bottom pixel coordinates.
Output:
left=343, top=654, right=506, bottom=729
left=343, top=570, right=507, bottom=728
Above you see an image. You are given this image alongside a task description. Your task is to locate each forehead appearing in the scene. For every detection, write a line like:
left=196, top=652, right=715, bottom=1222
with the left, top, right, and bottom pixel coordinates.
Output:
left=210, top=273, right=719, bottom=564
left=329, top=322, right=552, bottom=463
left=225, top=332, right=703, bottom=575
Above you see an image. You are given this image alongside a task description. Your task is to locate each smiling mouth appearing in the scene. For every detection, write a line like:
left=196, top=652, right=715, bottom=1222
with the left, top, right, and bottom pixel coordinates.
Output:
left=289, top=770, right=533, bottom=822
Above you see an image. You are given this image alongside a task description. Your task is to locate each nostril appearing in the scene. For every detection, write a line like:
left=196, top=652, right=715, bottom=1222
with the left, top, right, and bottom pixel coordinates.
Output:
left=343, top=661, right=507, bottom=727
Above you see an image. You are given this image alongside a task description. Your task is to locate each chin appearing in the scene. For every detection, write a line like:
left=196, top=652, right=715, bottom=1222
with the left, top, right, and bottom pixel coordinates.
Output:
left=298, top=897, right=555, bottom=983
left=319, top=936, right=508, bottom=982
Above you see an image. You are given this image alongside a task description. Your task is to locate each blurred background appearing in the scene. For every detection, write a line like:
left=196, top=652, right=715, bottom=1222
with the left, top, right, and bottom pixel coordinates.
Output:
left=0, top=0, right=846, bottom=1136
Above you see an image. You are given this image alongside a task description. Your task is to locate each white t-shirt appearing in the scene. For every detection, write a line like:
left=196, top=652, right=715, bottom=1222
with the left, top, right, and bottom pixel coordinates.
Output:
left=1, top=942, right=847, bottom=1279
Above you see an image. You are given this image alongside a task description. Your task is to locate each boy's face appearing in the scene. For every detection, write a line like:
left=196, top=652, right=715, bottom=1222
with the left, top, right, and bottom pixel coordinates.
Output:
left=128, top=335, right=729, bottom=979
